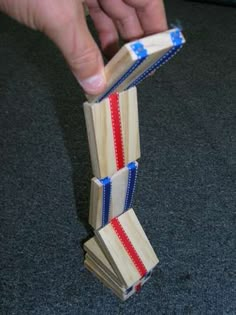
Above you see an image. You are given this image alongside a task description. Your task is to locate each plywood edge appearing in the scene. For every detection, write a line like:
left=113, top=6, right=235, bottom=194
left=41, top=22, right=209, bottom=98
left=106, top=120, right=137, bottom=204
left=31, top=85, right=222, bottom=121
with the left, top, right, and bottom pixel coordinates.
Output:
left=85, top=252, right=121, bottom=287
left=84, top=256, right=130, bottom=301
left=89, top=178, right=103, bottom=228
left=83, top=102, right=101, bottom=177
left=84, top=236, right=122, bottom=285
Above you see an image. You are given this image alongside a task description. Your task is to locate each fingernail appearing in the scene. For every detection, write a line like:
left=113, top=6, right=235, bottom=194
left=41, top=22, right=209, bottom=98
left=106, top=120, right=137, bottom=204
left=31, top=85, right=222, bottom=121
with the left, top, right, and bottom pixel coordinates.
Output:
left=78, top=73, right=106, bottom=94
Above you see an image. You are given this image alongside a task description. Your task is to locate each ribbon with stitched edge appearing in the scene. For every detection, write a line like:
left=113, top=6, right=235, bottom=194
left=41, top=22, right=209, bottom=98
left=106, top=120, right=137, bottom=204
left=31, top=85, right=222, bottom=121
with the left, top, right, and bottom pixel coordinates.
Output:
left=111, top=217, right=147, bottom=278
left=97, top=42, right=147, bottom=102
left=125, top=270, right=152, bottom=295
left=100, top=162, right=138, bottom=227
left=109, top=93, right=125, bottom=171
left=125, top=28, right=184, bottom=90
left=99, top=177, right=111, bottom=227
left=124, top=162, right=138, bottom=211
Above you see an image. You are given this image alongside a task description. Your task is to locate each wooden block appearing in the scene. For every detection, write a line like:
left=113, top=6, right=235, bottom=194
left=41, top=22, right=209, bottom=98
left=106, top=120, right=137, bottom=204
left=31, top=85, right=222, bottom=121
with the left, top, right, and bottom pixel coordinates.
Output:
left=84, top=255, right=152, bottom=301
left=86, top=28, right=185, bottom=103
left=84, top=237, right=121, bottom=285
left=95, top=208, right=159, bottom=288
left=89, top=162, right=138, bottom=229
left=84, top=237, right=153, bottom=301
left=83, top=87, right=140, bottom=178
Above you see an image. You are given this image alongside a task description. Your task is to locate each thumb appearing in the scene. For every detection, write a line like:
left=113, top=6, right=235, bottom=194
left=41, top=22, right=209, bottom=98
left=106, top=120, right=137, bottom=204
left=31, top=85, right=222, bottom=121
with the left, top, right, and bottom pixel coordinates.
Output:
left=44, top=2, right=106, bottom=95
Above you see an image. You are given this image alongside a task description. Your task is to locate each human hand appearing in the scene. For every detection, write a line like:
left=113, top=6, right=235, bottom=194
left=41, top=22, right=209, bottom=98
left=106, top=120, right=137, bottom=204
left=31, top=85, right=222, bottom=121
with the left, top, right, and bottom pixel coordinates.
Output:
left=0, top=0, right=167, bottom=95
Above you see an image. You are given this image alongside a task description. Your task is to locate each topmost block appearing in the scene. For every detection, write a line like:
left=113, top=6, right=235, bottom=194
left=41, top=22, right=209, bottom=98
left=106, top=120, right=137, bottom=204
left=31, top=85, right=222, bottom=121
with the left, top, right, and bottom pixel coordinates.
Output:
left=86, top=28, right=185, bottom=103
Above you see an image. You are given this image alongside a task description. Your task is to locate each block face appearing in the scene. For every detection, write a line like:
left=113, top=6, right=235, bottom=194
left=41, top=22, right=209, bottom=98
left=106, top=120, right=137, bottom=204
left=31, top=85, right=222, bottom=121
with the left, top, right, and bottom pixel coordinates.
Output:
left=118, top=209, right=159, bottom=272
left=87, top=28, right=185, bottom=103
left=119, top=89, right=140, bottom=163
left=110, top=166, right=129, bottom=218
left=84, top=237, right=154, bottom=301
left=83, top=97, right=116, bottom=178
left=95, top=209, right=159, bottom=288
left=84, top=87, right=140, bottom=178
left=89, top=162, right=138, bottom=229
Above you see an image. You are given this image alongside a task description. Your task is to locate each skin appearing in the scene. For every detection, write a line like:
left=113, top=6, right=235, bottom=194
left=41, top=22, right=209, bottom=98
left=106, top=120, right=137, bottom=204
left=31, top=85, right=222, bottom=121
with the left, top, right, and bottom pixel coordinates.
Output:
left=0, top=0, right=168, bottom=95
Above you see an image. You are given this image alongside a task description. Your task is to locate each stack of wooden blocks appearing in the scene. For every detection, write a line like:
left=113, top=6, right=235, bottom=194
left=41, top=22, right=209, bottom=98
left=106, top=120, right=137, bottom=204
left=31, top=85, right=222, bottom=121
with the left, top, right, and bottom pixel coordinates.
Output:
left=82, top=28, right=185, bottom=300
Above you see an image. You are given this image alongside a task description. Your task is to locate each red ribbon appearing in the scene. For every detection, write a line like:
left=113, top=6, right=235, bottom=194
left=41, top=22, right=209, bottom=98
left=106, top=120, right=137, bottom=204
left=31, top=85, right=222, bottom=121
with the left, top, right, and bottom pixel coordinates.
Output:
left=109, top=93, right=125, bottom=170
left=111, top=217, right=147, bottom=278
left=135, top=283, right=142, bottom=293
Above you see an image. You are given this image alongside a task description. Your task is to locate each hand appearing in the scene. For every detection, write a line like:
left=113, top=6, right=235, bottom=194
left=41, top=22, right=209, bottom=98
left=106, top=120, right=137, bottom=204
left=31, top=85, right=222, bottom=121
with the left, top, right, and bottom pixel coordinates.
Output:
left=0, top=0, right=167, bottom=95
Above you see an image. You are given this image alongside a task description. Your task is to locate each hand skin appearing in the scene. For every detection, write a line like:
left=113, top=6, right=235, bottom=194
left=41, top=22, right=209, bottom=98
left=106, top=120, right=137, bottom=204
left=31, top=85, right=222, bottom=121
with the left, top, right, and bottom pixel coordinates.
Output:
left=0, top=0, right=168, bottom=95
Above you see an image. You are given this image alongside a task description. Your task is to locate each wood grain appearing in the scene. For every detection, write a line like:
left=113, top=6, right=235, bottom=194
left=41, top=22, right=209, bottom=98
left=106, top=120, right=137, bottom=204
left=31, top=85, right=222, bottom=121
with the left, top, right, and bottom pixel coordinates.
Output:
left=95, top=209, right=159, bottom=288
left=83, top=87, right=140, bottom=178
left=89, top=162, right=138, bottom=229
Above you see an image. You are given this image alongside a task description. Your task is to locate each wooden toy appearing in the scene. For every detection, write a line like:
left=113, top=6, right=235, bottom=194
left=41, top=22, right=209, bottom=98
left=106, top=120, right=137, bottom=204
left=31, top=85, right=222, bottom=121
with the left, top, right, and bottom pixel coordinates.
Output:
left=86, top=28, right=185, bottom=103
left=84, top=87, right=140, bottom=179
left=89, top=161, right=138, bottom=229
left=84, top=208, right=158, bottom=300
left=82, top=28, right=185, bottom=300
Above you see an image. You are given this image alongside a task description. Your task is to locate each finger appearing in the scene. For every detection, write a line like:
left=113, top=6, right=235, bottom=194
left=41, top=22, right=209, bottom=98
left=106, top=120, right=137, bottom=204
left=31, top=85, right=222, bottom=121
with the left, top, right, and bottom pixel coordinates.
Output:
left=124, top=0, right=168, bottom=34
left=99, top=0, right=144, bottom=41
left=86, top=0, right=119, bottom=58
left=41, top=1, right=106, bottom=95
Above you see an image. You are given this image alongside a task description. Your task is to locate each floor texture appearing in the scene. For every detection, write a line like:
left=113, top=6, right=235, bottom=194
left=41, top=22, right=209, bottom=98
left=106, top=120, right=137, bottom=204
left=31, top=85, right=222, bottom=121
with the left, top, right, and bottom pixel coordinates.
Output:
left=0, top=1, right=235, bottom=314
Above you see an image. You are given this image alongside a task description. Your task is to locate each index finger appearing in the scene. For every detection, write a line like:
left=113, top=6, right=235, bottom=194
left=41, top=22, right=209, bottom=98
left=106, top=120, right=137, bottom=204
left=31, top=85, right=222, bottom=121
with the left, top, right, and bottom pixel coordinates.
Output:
left=124, top=0, right=168, bottom=34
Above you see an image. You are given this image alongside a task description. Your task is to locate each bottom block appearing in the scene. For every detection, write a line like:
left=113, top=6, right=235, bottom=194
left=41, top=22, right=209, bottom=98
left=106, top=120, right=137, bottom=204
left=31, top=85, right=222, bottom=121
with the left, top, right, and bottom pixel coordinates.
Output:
left=84, top=254, right=152, bottom=301
left=84, top=208, right=159, bottom=300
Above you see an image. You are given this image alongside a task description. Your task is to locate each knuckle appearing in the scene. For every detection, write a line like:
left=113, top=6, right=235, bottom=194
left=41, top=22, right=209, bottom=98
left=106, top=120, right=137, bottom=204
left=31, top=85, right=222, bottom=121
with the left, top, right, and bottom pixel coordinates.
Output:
left=38, top=6, right=76, bottom=33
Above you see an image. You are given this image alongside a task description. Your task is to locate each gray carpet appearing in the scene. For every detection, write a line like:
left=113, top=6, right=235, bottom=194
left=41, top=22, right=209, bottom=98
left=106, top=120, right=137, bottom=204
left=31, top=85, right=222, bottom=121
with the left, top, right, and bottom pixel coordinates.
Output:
left=0, top=0, right=235, bottom=314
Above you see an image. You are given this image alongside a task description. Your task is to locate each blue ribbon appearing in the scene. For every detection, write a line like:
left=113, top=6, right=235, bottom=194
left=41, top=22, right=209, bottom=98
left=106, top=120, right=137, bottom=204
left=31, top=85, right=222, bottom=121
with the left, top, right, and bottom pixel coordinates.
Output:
left=96, top=29, right=184, bottom=101
left=130, top=42, right=148, bottom=58
left=125, top=286, right=133, bottom=295
left=170, top=28, right=183, bottom=47
left=125, top=270, right=152, bottom=295
left=144, top=270, right=152, bottom=280
left=125, top=28, right=184, bottom=90
left=99, top=177, right=112, bottom=226
left=96, top=42, right=148, bottom=102
left=96, top=59, right=145, bottom=102
left=124, top=162, right=138, bottom=211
